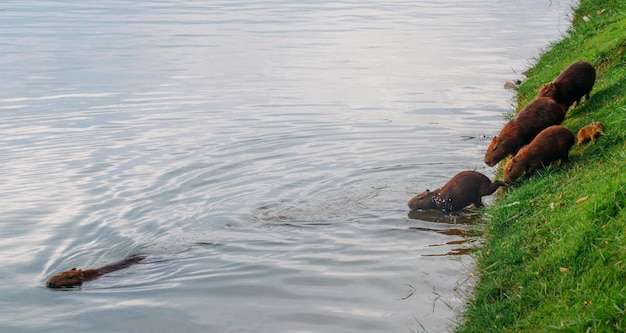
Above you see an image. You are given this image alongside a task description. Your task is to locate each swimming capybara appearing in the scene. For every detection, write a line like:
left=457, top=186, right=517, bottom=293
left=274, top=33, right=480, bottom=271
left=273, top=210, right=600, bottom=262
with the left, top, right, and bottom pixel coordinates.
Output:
left=537, top=61, right=596, bottom=110
left=503, top=125, right=575, bottom=184
left=484, top=97, right=566, bottom=166
left=408, top=170, right=506, bottom=213
left=46, top=254, right=145, bottom=288
left=577, top=121, right=605, bottom=145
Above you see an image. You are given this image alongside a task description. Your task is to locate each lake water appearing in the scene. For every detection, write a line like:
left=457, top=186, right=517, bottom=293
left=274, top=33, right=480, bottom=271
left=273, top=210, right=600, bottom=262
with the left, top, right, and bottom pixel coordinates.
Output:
left=1, top=1, right=574, bottom=332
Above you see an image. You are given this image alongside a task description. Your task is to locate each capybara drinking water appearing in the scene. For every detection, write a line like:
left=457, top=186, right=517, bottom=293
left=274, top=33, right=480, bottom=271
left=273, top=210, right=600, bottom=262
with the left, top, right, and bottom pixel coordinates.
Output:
left=537, top=60, right=596, bottom=110
left=503, top=125, right=575, bottom=184
left=484, top=97, right=566, bottom=166
left=577, top=121, right=605, bottom=145
left=408, top=170, right=506, bottom=213
left=46, top=254, right=145, bottom=288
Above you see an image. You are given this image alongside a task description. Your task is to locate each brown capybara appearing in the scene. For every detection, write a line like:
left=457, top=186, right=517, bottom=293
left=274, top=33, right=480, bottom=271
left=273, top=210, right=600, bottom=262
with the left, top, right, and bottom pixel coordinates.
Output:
left=577, top=121, right=605, bottom=145
left=538, top=61, right=596, bottom=110
left=484, top=97, right=566, bottom=166
left=503, top=125, right=575, bottom=184
left=408, top=170, right=506, bottom=213
left=46, top=254, right=145, bottom=288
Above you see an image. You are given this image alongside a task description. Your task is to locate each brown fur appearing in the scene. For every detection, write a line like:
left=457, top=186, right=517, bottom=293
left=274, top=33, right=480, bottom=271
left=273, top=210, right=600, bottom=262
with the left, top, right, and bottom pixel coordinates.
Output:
left=46, top=255, right=145, bottom=288
left=577, top=121, right=605, bottom=145
left=503, top=125, right=575, bottom=184
left=538, top=61, right=596, bottom=110
left=408, top=170, right=506, bottom=213
left=484, top=97, right=566, bottom=166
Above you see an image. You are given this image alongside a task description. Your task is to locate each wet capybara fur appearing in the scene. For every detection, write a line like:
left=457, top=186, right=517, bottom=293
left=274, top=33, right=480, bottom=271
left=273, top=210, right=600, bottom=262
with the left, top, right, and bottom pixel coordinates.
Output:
left=577, top=121, right=605, bottom=145
left=503, top=125, right=575, bottom=184
left=484, top=97, right=566, bottom=166
left=538, top=61, right=596, bottom=110
left=408, top=170, right=506, bottom=213
left=46, top=254, right=145, bottom=288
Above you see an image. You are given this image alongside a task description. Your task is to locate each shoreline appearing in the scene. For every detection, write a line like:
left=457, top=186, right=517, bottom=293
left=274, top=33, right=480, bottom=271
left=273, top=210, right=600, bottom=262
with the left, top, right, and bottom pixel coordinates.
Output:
left=456, top=0, right=625, bottom=331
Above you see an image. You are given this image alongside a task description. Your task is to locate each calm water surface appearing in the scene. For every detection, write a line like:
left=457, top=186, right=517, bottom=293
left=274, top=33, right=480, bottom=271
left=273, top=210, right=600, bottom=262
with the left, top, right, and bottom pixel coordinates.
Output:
left=1, top=1, right=573, bottom=332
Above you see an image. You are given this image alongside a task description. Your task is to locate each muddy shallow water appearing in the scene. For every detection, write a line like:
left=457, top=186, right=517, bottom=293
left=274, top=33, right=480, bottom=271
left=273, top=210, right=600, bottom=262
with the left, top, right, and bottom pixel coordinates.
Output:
left=0, top=1, right=573, bottom=332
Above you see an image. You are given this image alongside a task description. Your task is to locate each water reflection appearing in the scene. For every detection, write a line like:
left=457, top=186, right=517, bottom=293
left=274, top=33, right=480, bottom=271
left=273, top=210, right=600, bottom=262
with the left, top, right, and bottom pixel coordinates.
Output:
left=407, top=209, right=483, bottom=256
left=408, top=208, right=483, bottom=225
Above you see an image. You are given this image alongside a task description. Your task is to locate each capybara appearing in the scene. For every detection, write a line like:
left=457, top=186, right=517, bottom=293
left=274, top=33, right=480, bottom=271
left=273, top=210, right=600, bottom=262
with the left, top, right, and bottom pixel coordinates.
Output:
left=538, top=61, right=596, bottom=110
left=46, top=254, right=145, bottom=288
left=408, top=170, right=506, bottom=213
left=484, top=97, right=566, bottom=166
left=577, top=121, right=605, bottom=145
left=503, top=125, right=575, bottom=184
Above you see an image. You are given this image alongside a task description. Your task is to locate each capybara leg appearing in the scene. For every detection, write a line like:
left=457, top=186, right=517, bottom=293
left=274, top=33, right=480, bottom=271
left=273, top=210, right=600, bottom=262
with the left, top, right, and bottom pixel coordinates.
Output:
left=481, top=180, right=506, bottom=196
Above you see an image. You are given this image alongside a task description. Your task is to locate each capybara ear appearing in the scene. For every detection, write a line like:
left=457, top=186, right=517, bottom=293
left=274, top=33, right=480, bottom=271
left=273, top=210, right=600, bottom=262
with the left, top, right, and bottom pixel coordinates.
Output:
left=489, top=136, right=500, bottom=151
left=70, top=268, right=77, bottom=271
left=512, top=157, right=518, bottom=163
left=426, top=189, right=431, bottom=197
left=540, top=83, right=552, bottom=94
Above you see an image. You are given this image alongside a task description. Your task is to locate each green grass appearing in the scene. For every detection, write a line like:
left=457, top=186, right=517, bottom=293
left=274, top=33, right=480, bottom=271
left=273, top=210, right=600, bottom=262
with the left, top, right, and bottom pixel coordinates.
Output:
left=456, top=0, right=626, bottom=332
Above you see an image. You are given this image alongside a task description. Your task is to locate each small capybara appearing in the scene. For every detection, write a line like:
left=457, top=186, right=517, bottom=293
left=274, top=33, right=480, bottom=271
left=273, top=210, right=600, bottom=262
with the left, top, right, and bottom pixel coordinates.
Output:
left=503, top=125, right=575, bottom=184
left=538, top=60, right=596, bottom=110
left=484, top=97, right=566, bottom=166
left=577, top=121, right=605, bottom=145
left=46, top=254, right=145, bottom=288
left=408, top=170, right=506, bottom=213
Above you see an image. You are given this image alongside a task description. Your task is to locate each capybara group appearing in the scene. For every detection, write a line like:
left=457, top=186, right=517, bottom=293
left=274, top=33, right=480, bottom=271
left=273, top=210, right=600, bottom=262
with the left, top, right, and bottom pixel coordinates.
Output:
left=484, top=97, right=566, bottom=166
left=46, top=255, right=145, bottom=288
left=408, top=170, right=506, bottom=213
left=577, top=121, right=604, bottom=145
left=503, top=125, right=575, bottom=184
left=537, top=60, right=596, bottom=110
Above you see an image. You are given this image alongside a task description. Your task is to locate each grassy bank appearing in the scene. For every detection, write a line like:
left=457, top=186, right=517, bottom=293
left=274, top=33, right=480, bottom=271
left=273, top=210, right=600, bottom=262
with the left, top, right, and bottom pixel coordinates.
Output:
left=456, top=0, right=626, bottom=332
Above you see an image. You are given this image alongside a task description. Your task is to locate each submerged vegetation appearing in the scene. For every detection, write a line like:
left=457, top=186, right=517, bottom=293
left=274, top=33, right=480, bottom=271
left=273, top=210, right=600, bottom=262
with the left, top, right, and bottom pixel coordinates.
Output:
left=457, top=0, right=625, bottom=331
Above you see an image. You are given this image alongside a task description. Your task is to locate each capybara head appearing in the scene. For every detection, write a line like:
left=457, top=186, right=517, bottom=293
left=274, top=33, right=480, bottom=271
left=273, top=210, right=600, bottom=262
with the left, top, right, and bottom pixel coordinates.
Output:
left=46, top=268, right=84, bottom=288
left=537, top=83, right=555, bottom=99
left=592, top=121, right=605, bottom=132
left=484, top=136, right=509, bottom=167
left=407, top=190, right=437, bottom=211
left=503, top=157, right=525, bottom=184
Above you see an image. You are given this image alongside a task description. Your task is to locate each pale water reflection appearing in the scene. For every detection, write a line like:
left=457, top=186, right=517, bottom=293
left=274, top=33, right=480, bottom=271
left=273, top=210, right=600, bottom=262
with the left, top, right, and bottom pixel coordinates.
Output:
left=1, top=1, right=574, bottom=332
